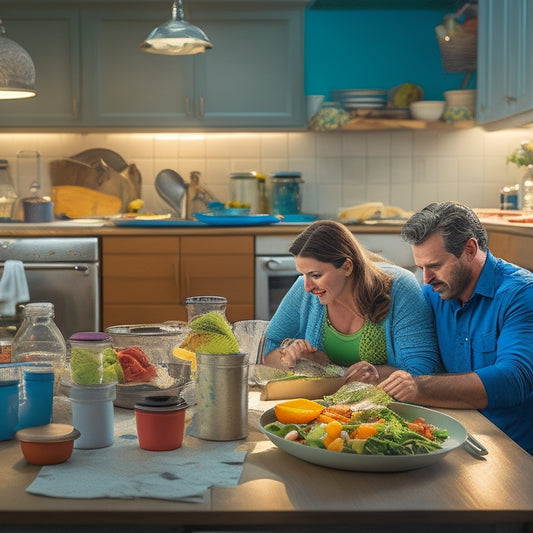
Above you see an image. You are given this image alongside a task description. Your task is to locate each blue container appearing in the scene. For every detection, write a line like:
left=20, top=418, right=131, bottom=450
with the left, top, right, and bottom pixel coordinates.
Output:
left=0, top=380, right=20, bottom=440
left=18, top=366, right=54, bottom=429
left=270, top=172, right=303, bottom=216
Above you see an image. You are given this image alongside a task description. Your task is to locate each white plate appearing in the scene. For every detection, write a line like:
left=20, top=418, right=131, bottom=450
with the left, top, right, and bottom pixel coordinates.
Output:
left=259, top=402, right=467, bottom=472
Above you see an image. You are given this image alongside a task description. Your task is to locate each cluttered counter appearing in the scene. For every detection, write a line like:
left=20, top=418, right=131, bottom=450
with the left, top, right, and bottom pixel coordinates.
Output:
left=1, top=390, right=532, bottom=532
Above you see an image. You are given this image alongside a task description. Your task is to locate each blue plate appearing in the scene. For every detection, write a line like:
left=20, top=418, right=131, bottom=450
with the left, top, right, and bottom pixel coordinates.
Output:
left=112, top=218, right=204, bottom=227
left=194, top=211, right=280, bottom=226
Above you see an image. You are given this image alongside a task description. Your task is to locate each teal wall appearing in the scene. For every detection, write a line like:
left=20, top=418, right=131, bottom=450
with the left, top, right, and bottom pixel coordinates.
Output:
left=304, top=9, right=475, bottom=101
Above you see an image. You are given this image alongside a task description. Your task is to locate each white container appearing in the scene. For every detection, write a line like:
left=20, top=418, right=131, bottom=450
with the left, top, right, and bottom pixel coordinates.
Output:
left=70, top=382, right=116, bottom=449
left=409, top=101, right=446, bottom=121
left=444, top=90, right=476, bottom=111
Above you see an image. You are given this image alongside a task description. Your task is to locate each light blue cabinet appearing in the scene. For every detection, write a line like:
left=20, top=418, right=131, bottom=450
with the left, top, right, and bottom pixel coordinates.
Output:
left=477, top=0, right=533, bottom=128
left=0, top=1, right=307, bottom=129
left=0, top=9, right=81, bottom=127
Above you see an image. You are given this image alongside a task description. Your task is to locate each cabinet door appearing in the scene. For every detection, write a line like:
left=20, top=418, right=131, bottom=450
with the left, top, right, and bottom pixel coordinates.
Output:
left=180, top=236, right=254, bottom=322
left=477, top=0, right=533, bottom=125
left=81, top=8, right=195, bottom=127
left=192, top=6, right=306, bottom=127
left=102, top=236, right=182, bottom=328
left=0, top=9, right=80, bottom=127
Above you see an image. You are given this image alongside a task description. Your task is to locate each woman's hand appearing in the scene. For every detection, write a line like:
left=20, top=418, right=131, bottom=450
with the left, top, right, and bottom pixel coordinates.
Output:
left=378, top=370, right=419, bottom=402
left=279, top=339, right=317, bottom=370
left=343, top=361, right=380, bottom=385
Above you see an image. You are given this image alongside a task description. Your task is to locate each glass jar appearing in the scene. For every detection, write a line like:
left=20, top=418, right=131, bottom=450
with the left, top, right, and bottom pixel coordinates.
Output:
left=0, top=159, right=18, bottom=221
left=12, top=302, right=67, bottom=394
left=521, top=166, right=533, bottom=214
left=270, top=172, right=303, bottom=216
left=68, top=332, right=113, bottom=386
left=229, top=172, right=260, bottom=213
left=185, top=296, right=228, bottom=322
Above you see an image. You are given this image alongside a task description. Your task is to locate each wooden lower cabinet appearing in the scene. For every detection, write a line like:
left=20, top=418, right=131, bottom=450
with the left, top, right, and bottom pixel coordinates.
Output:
left=102, top=235, right=254, bottom=329
left=488, top=230, right=533, bottom=271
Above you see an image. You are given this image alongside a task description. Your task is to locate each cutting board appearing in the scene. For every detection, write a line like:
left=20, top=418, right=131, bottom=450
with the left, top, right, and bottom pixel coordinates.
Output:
left=259, top=377, right=345, bottom=401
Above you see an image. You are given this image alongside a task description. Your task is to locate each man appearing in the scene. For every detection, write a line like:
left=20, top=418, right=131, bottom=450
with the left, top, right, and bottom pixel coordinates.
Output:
left=380, top=201, right=533, bottom=454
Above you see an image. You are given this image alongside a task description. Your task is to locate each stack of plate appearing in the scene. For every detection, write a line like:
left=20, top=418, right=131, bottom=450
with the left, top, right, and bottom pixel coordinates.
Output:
left=332, top=89, right=387, bottom=110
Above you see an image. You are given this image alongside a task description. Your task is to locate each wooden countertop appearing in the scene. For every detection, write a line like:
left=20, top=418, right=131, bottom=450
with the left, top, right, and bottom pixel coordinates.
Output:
left=1, top=215, right=532, bottom=238
left=1, top=394, right=532, bottom=530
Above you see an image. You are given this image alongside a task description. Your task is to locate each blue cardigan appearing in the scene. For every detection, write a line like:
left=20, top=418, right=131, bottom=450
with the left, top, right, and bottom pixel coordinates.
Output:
left=264, top=263, right=442, bottom=375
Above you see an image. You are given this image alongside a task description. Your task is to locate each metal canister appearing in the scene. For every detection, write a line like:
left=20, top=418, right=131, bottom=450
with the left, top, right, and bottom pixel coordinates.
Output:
left=194, top=352, right=248, bottom=441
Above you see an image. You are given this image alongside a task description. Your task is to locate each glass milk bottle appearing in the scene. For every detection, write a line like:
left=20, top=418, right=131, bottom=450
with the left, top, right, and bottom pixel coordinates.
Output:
left=12, top=302, right=67, bottom=394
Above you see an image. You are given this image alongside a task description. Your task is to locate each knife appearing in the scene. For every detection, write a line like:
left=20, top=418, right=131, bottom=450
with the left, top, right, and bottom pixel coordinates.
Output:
left=463, top=433, right=488, bottom=457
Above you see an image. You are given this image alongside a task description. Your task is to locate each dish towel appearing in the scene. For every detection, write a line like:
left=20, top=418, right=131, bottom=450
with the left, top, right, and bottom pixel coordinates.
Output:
left=0, top=260, right=30, bottom=316
left=25, top=415, right=247, bottom=502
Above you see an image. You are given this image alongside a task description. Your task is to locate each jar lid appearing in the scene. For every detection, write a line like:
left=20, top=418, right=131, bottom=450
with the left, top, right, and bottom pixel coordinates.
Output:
left=69, top=332, right=111, bottom=342
left=272, top=171, right=302, bottom=179
left=134, top=395, right=188, bottom=412
left=15, top=423, right=81, bottom=443
left=230, top=172, right=258, bottom=180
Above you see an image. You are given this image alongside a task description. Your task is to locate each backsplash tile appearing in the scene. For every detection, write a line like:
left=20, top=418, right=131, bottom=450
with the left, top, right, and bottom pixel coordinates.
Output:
left=0, top=126, right=531, bottom=217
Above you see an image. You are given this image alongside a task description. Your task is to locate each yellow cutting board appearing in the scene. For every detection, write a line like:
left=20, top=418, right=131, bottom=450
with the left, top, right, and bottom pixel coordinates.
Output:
left=260, top=377, right=345, bottom=401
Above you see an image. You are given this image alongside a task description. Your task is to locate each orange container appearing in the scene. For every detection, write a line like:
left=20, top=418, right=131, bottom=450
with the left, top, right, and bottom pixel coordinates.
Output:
left=134, top=396, right=187, bottom=451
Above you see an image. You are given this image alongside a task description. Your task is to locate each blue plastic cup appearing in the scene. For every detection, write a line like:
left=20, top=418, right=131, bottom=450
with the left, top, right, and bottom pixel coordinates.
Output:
left=0, top=380, right=20, bottom=440
left=18, top=367, right=54, bottom=429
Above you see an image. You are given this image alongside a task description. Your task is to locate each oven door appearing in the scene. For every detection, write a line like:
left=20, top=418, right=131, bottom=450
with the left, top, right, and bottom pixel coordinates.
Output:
left=255, top=256, right=300, bottom=320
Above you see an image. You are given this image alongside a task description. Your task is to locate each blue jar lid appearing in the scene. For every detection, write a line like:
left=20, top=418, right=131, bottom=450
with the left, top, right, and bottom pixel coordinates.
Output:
left=272, top=171, right=302, bottom=179
left=69, top=332, right=110, bottom=342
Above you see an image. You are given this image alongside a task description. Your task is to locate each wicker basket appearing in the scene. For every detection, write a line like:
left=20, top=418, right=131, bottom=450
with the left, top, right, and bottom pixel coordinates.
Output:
left=436, top=24, right=477, bottom=73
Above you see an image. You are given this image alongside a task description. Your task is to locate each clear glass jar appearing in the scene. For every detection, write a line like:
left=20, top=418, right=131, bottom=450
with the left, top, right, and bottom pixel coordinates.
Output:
left=68, top=332, right=113, bottom=386
left=229, top=172, right=259, bottom=213
left=521, top=166, right=533, bottom=214
left=0, top=159, right=18, bottom=221
left=270, top=172, right=303, bottom=216
left=12, top=302, right=67, bottom=394
left=185, top=296, right=228, bottom=322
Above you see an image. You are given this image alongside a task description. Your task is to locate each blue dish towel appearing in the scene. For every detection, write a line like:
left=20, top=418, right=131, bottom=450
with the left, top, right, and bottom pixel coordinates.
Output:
left=0, top=260, right=30, bottom=316
left=25, top=416, right=247, bottom=502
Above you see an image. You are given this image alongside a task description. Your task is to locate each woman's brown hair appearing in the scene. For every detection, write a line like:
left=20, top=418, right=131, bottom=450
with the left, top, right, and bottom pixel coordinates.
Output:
left=288, top=220, right=393, bottom=323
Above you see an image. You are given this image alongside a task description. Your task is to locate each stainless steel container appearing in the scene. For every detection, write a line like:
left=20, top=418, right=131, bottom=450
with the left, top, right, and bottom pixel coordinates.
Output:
left=194, top=352, right=248, bottom=441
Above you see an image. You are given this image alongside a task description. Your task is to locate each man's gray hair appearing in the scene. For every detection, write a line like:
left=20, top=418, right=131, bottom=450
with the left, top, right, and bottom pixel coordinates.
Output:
left=401, top=201, right=488, bottom=257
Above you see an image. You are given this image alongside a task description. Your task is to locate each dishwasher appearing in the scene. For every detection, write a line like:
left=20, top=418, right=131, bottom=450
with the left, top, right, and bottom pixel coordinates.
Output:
left=0, top=237, right=100, bottom=340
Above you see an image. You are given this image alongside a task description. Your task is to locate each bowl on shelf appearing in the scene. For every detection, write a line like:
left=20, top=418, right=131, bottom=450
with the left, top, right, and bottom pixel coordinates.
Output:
left=409, top=101, right=446, bottom=121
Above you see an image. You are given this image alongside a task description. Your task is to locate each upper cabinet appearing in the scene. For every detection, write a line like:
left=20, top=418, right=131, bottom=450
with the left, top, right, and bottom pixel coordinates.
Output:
left=477, top=0, right=533, bottom=129
left=0, top=1, right=308, bottom=130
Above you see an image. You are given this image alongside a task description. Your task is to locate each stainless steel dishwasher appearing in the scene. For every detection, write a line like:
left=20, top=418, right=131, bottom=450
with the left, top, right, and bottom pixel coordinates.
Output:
left=0, top=237, right=100, bottom=340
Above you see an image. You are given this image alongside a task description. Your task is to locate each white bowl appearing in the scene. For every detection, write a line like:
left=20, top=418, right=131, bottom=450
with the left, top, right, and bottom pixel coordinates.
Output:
left=409, top=101, right=446, bottom=121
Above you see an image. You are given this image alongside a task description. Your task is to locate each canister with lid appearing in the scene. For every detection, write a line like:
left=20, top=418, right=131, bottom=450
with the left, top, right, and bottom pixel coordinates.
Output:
left=229, top=172, right=260, bottom=213
left=270, top=172, right=303, bottom=216
left=68, top=332, right=113, bottom=386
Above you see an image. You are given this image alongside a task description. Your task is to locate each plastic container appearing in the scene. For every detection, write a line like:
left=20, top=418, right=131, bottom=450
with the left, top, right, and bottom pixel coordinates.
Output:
left=0, top=379, right=20, bottom=440
left=68, top=332, right=113, bottom=385
left=70, top=382, right=116, bottom=449
left=185, top=296, right=228, bottom=322
left=12, top=302, right=67, bottom=395
left=18, top=365, right=55, bottom=430
left=195, top=352, right=248, bottom=441
left=270, top=172, right=303, bottom=216
left=134, top=396, right=187, bottom=451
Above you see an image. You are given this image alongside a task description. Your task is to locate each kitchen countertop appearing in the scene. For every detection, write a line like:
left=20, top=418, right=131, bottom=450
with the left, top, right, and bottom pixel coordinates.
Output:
left=0, top=213, right=531, bottom=237
left=1, top=391, right=532, bottom=531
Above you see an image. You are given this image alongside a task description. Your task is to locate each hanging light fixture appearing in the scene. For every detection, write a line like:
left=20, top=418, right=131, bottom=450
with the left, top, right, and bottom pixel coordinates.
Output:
left=0, top=19, right=36, bottom=100
left=140, top=0, right=213, bottom=56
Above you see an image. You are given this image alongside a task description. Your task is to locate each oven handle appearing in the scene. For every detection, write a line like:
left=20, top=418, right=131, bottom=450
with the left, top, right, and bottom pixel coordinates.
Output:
left=263, top=257, right=297, bottom=272
left=1, top=263, right=92, bottom=272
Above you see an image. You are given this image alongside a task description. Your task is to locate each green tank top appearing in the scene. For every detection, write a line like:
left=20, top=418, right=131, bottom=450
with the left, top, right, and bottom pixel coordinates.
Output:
left=322, top=311, right=387, bottom=367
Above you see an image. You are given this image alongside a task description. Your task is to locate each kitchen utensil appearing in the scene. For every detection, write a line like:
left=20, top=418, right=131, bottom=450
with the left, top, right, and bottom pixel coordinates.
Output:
left=155, top=169, right=188, bottom=217
left=463, top=433, right=488, bottom=457
left=15, top=423, right=81, bottom=465
left=260, top=402, right=468, bottom=472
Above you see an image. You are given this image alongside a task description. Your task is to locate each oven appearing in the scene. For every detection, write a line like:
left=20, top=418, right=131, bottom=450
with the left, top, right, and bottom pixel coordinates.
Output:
left=255, top=233, right=417, bottom=320
left=0, top=237, right=100, bottom=340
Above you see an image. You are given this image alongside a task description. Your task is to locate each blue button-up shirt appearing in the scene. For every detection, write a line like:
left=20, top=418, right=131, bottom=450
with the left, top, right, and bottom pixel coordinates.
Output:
left=424, top=252, right=533, bottom=454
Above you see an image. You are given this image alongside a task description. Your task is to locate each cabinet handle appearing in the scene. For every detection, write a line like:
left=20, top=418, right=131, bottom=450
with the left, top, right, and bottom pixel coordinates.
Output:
left=504, top=95, right=517, bottom=103
left=199, top=97, right=204, bottom=118
left=72, top=97, right=78, bottom=119
left=185, top=96, right=191, bottom=117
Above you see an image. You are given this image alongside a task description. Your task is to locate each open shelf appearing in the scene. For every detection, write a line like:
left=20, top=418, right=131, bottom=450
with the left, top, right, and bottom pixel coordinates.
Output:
left=340, top=118, right=476, bottom=131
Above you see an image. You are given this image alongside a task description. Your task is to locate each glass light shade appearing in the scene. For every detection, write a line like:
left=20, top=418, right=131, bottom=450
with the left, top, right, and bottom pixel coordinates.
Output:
left=0, top=21, right=36, bottom=99
left=140, top=1, right=213, bottom=56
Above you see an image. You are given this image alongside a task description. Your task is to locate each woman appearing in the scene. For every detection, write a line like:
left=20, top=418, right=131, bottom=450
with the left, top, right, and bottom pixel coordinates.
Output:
left=262, top=220, right=442, bottom=384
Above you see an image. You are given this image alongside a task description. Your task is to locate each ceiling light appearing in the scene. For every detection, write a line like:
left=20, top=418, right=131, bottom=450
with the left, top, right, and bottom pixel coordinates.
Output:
left=0, top=19, right=36, bottom=99
left=140, top=0, right=213, bottom=56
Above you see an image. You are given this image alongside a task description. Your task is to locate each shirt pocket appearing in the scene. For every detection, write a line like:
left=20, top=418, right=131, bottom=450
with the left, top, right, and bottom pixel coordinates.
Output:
left=471, top=331, right=498, bottom=365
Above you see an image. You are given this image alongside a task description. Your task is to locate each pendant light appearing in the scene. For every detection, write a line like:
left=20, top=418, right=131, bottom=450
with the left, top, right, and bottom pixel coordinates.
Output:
left=0, top=19, right=36, bottom=99
left=140, top=0, right=213, bottom=56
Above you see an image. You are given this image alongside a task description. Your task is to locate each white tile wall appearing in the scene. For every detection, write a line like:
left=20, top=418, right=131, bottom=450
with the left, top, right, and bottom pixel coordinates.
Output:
left=1, top=126, right=531, bottom=217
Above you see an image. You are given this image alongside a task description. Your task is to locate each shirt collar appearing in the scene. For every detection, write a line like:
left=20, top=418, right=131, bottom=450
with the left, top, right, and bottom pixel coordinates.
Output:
left=472, top=250, right=496, bottom=299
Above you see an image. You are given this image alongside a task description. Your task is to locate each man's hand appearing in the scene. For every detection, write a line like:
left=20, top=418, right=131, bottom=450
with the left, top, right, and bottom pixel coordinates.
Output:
left=378, top=370, right=419, bottom=402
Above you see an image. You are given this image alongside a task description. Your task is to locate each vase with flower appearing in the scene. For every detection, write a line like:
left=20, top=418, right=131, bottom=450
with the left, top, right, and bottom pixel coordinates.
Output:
left=507, top=141, right=533, bottom=213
